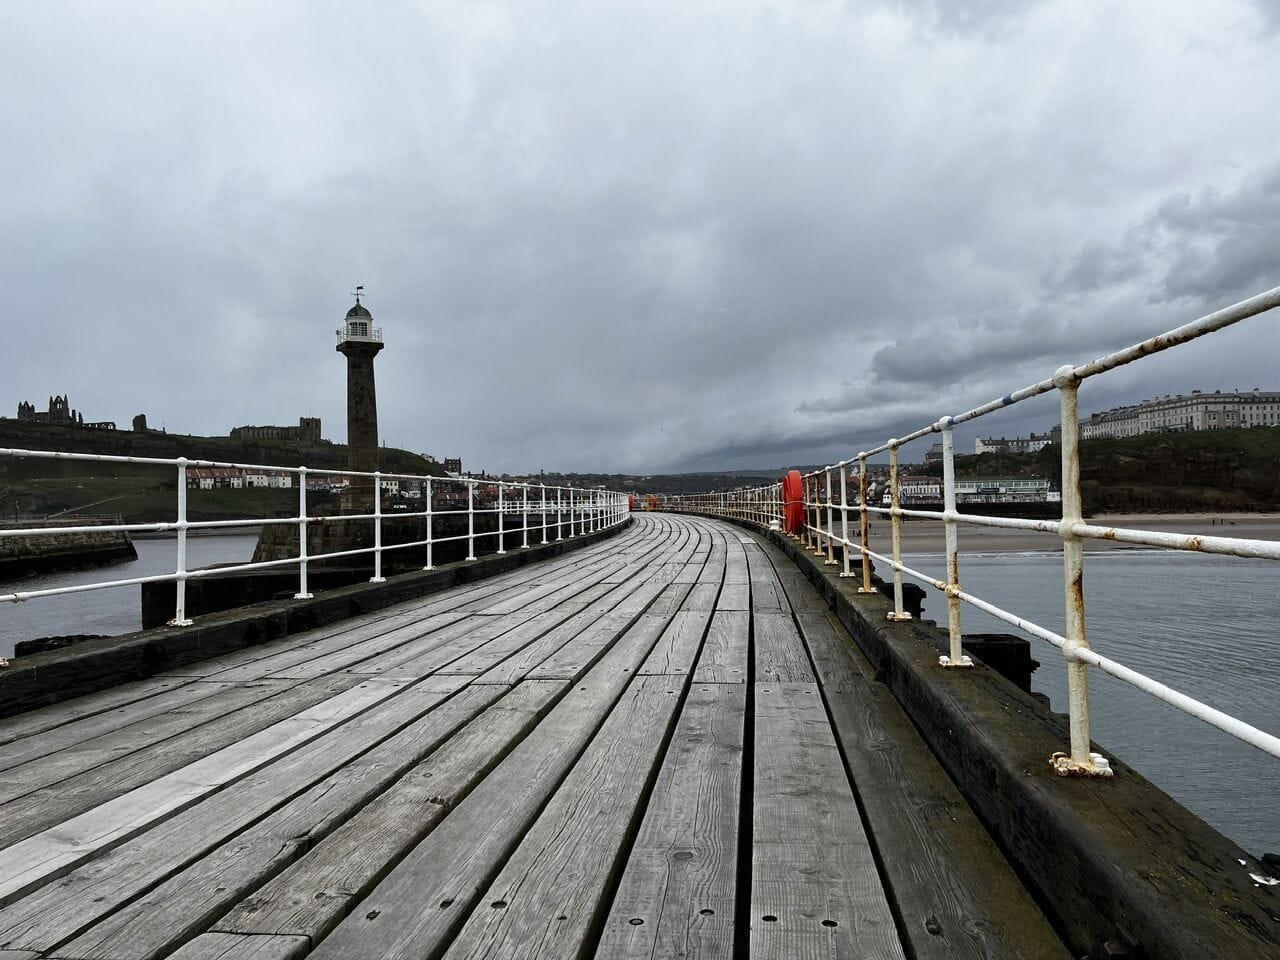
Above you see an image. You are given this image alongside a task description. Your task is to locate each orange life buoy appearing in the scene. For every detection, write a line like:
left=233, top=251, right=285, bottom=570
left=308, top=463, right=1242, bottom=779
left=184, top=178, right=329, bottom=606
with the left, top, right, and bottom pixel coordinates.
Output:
left=782, top=469, right=804, bottom=533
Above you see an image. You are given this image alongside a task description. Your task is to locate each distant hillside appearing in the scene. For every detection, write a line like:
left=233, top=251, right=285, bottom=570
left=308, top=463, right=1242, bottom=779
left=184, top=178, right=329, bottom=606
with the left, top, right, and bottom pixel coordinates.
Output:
left=0, top=419, right=444, bottom=523
left=926, top=429, right=1280, bottom=513
left=0, top=420, right=442, bottom=476
left=538, top=469, right=812, bottom=495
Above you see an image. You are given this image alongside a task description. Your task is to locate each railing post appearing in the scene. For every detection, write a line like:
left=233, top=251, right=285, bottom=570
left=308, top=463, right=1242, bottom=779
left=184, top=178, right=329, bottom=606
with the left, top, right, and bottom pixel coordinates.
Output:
left=466, top=479, right=477, bottom=561
left=295, top=466, right=313, bottom=599
left=802, top=476, right=813, bottom=549
left=858, top=454, right=875, bottom=594
left=424, top=478, right=434, bottom=570
left=838, top=462, right=853, bottom=578
left=938, top=418, right=971, bottom=667
left=557, top=487, right=564, bottom=541
left=1052, top=368, right=1112, bottom=777
left=808, top=473, right=819, bottom=547
left=497, top=483, right=506, bottom=555
left=168, top=458, right=194, bottom=626
left=887, top=441, right=911, bottom=621
left=370, top=472, right=385, bottom=583
left=522, top=484, right=530, bottom=548
left=823, top=467, right=837, bottom=565
left=541, top=483, right=549, bottom=544
left=569, top=488, right=576, bottom=537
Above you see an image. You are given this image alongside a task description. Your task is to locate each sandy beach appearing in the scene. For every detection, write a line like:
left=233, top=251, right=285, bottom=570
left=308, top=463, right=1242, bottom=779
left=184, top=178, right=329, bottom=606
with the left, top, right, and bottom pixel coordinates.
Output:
left=830, top=512, right=1280, bottom=555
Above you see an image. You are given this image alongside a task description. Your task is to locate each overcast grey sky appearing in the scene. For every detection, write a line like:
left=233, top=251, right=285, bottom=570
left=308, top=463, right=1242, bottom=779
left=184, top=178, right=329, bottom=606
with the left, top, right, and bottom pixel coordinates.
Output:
left=3, top=1, right=1278, bottom=473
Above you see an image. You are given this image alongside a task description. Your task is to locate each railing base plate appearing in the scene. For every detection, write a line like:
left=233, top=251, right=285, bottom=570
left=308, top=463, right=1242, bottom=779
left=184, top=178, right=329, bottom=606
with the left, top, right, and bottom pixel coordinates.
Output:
left=1049, top=751, right=1114, bottom=778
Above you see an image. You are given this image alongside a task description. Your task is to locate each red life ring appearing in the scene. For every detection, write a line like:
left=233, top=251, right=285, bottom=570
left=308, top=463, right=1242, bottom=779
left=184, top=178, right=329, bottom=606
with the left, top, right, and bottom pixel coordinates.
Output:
left=782, top=469, right=804, bottom=533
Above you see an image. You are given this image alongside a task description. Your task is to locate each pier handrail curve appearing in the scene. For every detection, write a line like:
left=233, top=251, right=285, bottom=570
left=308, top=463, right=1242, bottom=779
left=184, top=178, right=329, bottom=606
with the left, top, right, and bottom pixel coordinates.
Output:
left=657, top=284, right=1280, bottom=775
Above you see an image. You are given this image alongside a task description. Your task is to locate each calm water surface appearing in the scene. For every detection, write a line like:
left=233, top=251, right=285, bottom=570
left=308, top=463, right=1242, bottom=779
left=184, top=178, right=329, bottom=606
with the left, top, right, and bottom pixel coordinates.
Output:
left=1, top=539, right=1275, bottom=855
left=906, top=549, right=1279, bottom=857
left=0, top=534, right=258, bottom=657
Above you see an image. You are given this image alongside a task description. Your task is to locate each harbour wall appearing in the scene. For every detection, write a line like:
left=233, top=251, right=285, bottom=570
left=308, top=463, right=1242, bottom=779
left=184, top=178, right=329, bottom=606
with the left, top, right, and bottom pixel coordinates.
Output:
left=0, top=517, right=137, bottom=580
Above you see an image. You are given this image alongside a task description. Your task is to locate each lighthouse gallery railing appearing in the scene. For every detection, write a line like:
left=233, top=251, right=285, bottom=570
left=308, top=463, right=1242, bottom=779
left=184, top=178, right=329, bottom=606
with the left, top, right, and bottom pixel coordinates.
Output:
left=658, top=284, right=1280, bottom=776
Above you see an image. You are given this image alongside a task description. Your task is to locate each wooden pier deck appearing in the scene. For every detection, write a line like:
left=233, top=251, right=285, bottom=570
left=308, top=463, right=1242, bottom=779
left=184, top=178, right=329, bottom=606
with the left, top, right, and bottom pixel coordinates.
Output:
left=0, top=514, right=1071, bottom=960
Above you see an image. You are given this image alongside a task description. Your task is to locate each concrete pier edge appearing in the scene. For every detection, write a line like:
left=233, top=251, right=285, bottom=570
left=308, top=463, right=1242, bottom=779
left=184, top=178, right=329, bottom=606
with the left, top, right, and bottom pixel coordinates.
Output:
left=0, top=517, right=632, bottom=719
left=705, top=513, right=1279, bottom=960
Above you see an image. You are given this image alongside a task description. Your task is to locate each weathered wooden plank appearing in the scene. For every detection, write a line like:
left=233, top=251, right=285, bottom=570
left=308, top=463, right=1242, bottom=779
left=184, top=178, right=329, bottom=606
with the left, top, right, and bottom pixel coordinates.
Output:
left=163, top=538, right=634, bottom=682
left=692, top=611, right=749, bottom=684
left=644, top=582, right=694, bottom=617
left=0, top=679, right=239, bottom=774
left=441, top=570, right=677, bottom=683
left=0, top=678, right=482, bottom=956
left=159, top=932, right=309, bottom=960
left=750, top=682, right=905, bottom=959
left=639, top=609, right=714, bottom=676
left=476, top=603, right=637, bottom=685
left=217, top=679, right=566, bottom=942
left=754, top=612, right=816, bottom=683
left=36, top=683, right=507, bottom=960
left=307, top=651, right=671, bottom=959
left=0, top=680, right=298, bottom=803
left=794, top=612, right=1072, bottom=960
left=0, top=676, right=193, bottom=750
left=0, top=676, right=411, bottom=906
left=595, top=682, right=746, bottom=959
left=443, top=676, right=682, bottom=960
left=795, top=612, right=856, bottom=685
left=684, top=583, right=722, bottom=610
left=303, top=555, right=651, bottom=682
left=723, top=548, right=750, bottom=585
left=715, top=583, right=750, bottom=611
left=525, top=607, right=661, bottom=681
left=0, top=675, right=363, bottom=850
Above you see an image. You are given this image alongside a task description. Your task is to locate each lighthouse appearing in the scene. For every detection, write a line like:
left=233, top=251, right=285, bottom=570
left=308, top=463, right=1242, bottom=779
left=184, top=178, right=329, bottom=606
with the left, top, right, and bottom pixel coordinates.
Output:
left=336, top=288, right=384, bottom=511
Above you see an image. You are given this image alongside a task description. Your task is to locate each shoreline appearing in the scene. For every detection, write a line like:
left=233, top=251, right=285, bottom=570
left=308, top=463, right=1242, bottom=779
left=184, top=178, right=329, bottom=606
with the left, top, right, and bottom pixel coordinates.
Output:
left=847, top=511, right=1280, bottom=556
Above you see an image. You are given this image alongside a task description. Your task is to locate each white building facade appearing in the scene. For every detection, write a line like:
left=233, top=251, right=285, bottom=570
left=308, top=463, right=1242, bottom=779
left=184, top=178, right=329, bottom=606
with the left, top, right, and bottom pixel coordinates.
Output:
left=1080, top=389, right=1280, bottom=439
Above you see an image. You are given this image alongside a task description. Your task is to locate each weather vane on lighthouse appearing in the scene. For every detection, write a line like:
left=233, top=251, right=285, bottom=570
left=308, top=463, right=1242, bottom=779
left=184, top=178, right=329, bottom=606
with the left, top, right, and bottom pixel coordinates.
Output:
left=352, top=284, right=364, bottom=305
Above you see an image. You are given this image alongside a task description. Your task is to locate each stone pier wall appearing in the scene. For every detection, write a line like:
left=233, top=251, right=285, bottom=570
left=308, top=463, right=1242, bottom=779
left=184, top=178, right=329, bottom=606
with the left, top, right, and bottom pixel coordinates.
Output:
left=0, top=517, right=137, bottom=580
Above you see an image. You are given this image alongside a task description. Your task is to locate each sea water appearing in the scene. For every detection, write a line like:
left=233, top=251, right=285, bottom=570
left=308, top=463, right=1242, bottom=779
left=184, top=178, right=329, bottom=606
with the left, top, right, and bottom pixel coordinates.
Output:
left=904, top=549, right=1279, bottom=857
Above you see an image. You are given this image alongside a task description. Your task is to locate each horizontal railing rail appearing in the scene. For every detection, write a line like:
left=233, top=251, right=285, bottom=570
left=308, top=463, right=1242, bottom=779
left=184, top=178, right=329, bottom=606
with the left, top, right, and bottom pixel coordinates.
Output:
left=0, top=448, right=629, bottom=632
left=658, top=284, right=1280, bottom=776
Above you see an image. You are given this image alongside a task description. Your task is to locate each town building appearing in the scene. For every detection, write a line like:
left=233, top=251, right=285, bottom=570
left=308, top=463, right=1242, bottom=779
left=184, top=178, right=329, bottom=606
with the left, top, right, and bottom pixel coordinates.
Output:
left=899, top=475, right=942, bottom=500
left=955, top=477, right=1057, bottom=502
left=185, top=467, right=245, bottom=490
left=243, top=470, right=294, bottom=489
left=442, top=458, right=463, bottom=476
left=1079, top=389, right=1280, bottom=439
left=975, top=432, right=1055, bottom=455
left=15, top=394, right=115, bottom=430
left=879, top=475, right=1057, bottom=505
left=230, top=417, right=323, bottom=443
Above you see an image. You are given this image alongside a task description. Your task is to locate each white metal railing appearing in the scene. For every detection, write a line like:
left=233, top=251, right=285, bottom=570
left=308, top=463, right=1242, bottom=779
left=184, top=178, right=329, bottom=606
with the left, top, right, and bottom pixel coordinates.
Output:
left=0, top=451, right=629, bottom=631
left=659, top=284, right=1280, bottom=777
left=335, top=326, right=383, bottom=345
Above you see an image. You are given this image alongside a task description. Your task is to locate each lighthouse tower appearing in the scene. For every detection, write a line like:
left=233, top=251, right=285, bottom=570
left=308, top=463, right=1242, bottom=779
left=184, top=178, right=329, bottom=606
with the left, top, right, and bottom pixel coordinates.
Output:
left=336, top=288, right=384, bottom=511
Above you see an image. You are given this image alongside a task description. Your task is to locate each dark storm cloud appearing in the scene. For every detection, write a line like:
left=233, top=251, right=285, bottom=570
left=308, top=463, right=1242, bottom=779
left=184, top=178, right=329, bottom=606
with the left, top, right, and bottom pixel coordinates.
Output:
left=2, top=1, right=1278, bottom=474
